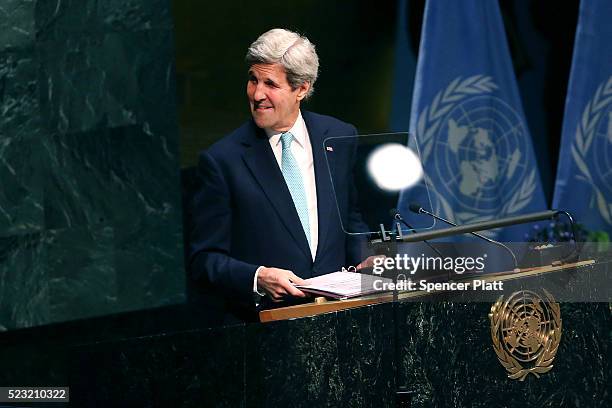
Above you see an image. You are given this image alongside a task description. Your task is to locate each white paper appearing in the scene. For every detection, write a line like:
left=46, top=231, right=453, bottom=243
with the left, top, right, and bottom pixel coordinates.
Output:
left=295, top=271, right=394, bottom=298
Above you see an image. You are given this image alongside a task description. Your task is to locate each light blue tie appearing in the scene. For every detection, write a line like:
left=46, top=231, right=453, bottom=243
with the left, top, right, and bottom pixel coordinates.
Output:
left=280, top=132, right=311, bottom=248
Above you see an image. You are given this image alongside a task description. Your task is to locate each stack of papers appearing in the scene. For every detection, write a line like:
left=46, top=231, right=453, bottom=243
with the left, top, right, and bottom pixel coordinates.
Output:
left=294, top=271, right=394, bottom=299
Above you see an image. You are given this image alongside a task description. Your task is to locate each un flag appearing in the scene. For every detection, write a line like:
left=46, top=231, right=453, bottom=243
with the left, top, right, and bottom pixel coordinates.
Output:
left=553, top=0, right=612, bottom=235
left=398, top=0, right=547, bottom=241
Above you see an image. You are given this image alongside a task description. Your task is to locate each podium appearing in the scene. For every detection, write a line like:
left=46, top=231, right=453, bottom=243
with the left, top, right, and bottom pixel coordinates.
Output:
left=237, top=259, right=609, bottom=407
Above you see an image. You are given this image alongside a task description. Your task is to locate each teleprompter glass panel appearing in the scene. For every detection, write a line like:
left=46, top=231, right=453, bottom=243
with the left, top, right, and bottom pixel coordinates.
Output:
left=323, top=132, right=436, bottom=236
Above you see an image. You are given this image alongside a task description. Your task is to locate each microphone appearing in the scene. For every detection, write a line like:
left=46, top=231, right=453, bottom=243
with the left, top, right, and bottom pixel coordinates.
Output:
left=389, top=208, right=451, bottom=281
left=389, top=208, right=414, bottom=229
left=389, top=208, right=446, bottom=266
left=409, top=203, right=519, bottom=270
left=408, top=203, right=425, bottom=214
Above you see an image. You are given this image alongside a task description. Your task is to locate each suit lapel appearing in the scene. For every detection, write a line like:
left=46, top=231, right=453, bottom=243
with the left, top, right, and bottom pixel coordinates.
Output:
left=303, top=112, right=334, bottom=263
left=241, top=122, right=312, bottom=260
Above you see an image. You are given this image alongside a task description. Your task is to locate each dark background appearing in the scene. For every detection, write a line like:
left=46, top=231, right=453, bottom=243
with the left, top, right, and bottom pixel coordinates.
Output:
left=173, top=0, right=397, bottom=165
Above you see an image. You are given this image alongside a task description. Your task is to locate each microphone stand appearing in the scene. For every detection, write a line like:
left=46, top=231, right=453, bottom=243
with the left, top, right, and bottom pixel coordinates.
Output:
left=410, top=204, right=520, bottom=271
left=390, top=211, right=451, bottom=282
left=552, top=210, right=581, bottom=264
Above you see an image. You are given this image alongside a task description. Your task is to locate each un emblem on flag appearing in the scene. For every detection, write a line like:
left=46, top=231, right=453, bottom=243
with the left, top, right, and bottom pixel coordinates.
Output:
left=417, top=76, right=536, bottom=224
left=571, top=76, right=612, bottom=224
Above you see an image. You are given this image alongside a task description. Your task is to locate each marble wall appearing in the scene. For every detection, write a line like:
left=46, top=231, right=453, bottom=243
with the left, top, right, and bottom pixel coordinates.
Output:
left=0, top=0, right=184, bottom=330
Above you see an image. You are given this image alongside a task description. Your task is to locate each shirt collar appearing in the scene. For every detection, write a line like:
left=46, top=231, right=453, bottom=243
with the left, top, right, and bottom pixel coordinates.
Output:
left=266, top=111, right=306, bottom=148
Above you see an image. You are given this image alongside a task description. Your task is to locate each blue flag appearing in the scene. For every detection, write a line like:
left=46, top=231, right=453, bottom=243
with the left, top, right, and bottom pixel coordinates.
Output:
left=398, top=0, right=547, bottom=241
left=552, top=0, right=612, bottom=235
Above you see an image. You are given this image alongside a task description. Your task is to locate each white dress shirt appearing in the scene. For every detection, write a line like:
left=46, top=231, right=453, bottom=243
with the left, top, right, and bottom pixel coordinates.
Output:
left=253, top=111, right=318, bottom=296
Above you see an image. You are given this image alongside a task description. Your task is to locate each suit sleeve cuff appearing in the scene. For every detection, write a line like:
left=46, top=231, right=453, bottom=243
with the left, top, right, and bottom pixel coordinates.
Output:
left=253, top=266, right=266, bottom=297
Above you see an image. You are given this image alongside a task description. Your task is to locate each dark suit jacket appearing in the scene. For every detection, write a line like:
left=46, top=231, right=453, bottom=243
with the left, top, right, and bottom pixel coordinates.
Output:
left=188, top=111, right=366, bottom=319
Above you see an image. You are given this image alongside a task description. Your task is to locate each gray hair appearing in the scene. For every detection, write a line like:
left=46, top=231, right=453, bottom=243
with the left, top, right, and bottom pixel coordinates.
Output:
left=245, top=28, right=319, bottom=99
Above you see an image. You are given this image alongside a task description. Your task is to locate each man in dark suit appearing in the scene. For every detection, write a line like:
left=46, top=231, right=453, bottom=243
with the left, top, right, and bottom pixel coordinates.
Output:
left=189, top=28, right=367, bottom=321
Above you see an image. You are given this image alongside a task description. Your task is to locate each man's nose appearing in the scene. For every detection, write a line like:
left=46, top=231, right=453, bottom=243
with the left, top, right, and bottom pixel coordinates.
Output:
left=253, top=83, right=266, bottom=101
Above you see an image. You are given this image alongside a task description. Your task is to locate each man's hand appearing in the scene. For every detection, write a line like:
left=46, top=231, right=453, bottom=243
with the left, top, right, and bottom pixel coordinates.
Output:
left=356, top=255, right=386, bottom=271
left=257, top=267, right=308, bottom=302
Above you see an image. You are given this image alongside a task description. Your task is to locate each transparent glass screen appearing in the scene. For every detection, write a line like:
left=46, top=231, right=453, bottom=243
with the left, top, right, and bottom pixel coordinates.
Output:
left=323, top=132, right=436, bottom=235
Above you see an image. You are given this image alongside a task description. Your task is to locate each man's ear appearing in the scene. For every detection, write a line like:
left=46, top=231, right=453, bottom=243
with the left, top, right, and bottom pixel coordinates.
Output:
left=296, top=82, right=311, bottom=101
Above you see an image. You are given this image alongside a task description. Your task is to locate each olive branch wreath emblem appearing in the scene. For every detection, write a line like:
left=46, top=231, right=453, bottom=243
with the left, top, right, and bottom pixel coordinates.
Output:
left=489, top=290, right=562, bottom=381
left=415, top=75, right=536, bottom=226
left=570, top=76, right=612, bottom=225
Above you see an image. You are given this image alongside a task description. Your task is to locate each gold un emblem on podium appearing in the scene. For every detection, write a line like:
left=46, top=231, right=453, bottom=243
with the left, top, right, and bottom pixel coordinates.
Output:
left=489, top=290, right=562, bottom=381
